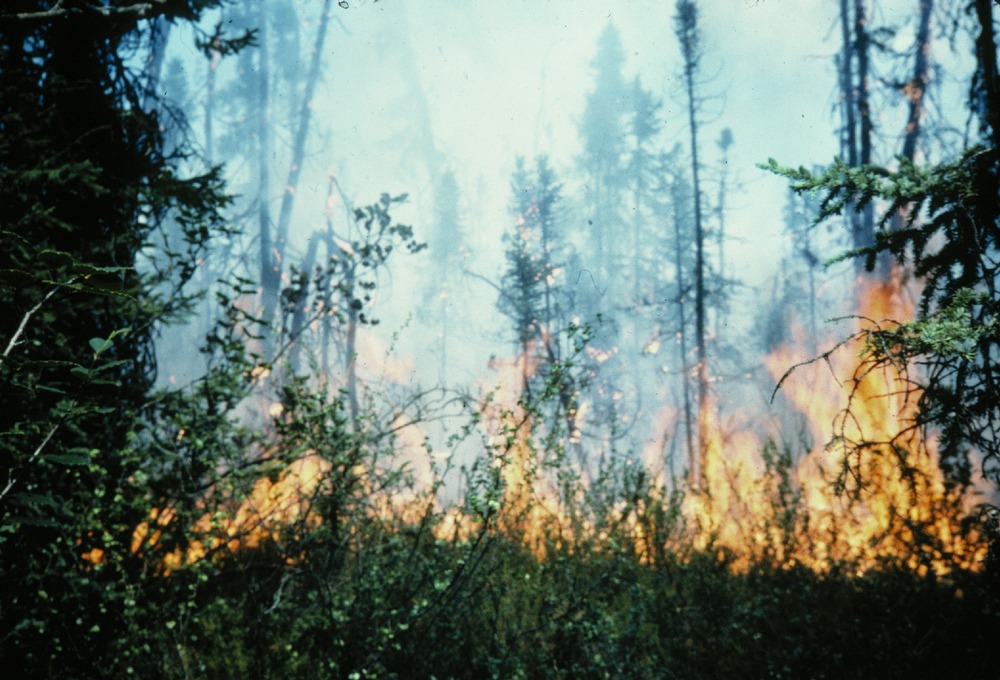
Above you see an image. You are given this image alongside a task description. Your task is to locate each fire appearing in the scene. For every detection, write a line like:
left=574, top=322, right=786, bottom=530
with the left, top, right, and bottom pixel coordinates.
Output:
left=122, top=273, right=984, bottom=578
left=130, top=453, right=332, bottom=571
left=670, top=270, right=985, bottom=574
left=755, top=272, right=985, bottom=574
left=476, top=348, right=570, bottom=559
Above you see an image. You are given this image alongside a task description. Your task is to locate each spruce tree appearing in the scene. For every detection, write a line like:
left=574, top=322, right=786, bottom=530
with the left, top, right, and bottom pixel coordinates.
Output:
left=0, top=2, right=237, bottom=673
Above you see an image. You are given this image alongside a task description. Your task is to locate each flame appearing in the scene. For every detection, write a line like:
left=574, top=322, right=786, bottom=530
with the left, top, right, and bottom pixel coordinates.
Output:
left=480, top=349, right=561, bottom=559
left=670, top=271, right=984, bottom=574
left=124, top=273, right=984, bottom=577
left=752, top=272, right=984, bottom=573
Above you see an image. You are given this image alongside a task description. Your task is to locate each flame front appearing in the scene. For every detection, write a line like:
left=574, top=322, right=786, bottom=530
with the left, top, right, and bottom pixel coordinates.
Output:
left=758, top=273, right=984, bottom=573
left=126, top=274, right=985, bottom=576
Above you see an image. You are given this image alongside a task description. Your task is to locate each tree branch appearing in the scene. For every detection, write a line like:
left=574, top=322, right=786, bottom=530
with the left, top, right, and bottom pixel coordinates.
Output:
left=2, top=1, right=155, bottom=20
left=1, top=283, right=66, bottom=369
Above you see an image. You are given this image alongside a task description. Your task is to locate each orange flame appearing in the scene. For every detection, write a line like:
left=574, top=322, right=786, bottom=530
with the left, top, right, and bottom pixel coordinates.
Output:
left=123, top=273, right=984, bottom=576
left=737, top=272, right=986, bottom=574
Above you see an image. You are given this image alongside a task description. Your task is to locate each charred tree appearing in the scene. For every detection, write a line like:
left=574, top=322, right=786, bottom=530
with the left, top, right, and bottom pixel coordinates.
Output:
left=675, top=0, right=709, bottom=485
left=838, top=0, right=877, bottom=277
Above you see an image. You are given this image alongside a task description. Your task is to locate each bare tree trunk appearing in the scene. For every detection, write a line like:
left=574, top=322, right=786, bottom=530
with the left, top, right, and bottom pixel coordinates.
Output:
left=901, top=0, right=932, bottom=164
left=854, top=0, right=876, bottom=271
left=260, top=0, right=332, bottom=363
left=888, top=0, right=933, bottom=249
left=142, top=17, right=170, bottom=113
left=274, top=0, right=332, bottom=261
left=973, top=0, right=1000, bottom=150
left=677, top=0, right=708, bottom=485
left=672, top=182, right=695, bottom=486
left=839, top=0, right=858, bottom=169
left=257, top=0, right=277, bottom=359
left=839, top=0, right=863, bottom=276
left=287, top=237, right=318, bottom=374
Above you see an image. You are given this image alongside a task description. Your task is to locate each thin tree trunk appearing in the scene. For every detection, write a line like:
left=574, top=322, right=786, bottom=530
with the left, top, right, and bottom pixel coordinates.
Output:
left=274, top=0, right=333, bottom=259
left=888, top=0, right=933, bottom=255
left=839, top=0, right=864, bottom=276
left=854, top=0, right=876, bottom=267
left=673, top=196, right=695, bottom=486
left=839, top=0, right=858, bottom=168
left=901, top=0, right=932, bottom=164
left=675, top=0, right=707, bottom=485
left=288, top=236, right=318, bottom=374
left=142, top=17, right=170, bottom=114
left=683, top=40, right=708, bottom=486
left=973, top=0, right=1000, bottom=149
left=257, top=0, right=277, bottom=358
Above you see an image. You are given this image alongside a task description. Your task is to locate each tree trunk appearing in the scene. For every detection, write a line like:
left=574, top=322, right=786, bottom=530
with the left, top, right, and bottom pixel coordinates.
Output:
left=853, top=0, right=876, bottom=272
left=901, top=0, right=932, bottom=164
left=672, top=179, right=696, bottom=486
left=888, top=0, right=933, bottom=252
left=973, top=0, right=1000, bottom=150
left=257, top=0, right=277, bottom=358
left=274, top=0, right=332, bottom=264
left=678, top=0, right=709, bottom=485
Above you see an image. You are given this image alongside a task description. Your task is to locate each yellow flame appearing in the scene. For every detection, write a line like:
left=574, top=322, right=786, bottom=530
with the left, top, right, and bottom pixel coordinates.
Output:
left=126, top=272, right=984, bottom=576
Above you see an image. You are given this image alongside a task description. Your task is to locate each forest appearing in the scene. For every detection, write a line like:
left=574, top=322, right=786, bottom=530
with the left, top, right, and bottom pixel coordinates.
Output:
left=2, top=0, right=1000, bottom=677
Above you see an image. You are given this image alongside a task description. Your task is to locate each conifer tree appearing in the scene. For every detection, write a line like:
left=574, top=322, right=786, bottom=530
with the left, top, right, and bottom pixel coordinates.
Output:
left=675, top=0, right=710, bottom=484
left=0, top=3, right=238, bottom=672
left=579, top=23, right=629, bottom=289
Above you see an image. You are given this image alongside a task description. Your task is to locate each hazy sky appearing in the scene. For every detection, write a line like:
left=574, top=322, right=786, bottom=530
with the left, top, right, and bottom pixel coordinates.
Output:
left=162, top=0, right=973, bottom=385
left=311, top=0, right=953, bottom=290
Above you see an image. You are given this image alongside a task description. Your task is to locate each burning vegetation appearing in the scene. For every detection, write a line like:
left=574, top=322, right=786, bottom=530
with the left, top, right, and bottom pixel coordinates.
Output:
left=6, top=0, right=1000, bottom=677
left=132, top=270, right=987, bottom=581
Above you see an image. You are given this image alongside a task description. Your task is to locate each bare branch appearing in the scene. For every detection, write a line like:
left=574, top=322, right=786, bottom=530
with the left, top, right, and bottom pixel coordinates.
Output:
left=0, top=422, right=60, bottom=505
left=2, top=1, right=154, bottom=21
left=1, top=283, right=66, bottom=368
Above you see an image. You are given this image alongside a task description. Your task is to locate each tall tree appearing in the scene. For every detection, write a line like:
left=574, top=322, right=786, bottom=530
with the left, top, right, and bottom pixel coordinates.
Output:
left=499, top=158, right=550, bottom=391
left=675, top=0, right=710, bottom=484
left=0, top=2, right=235, bottom=673
left=652, top=148, right=698, bottom=480
left=579, top=23, right=629, bottom=285
left=627, top=77, right=663, bottom=304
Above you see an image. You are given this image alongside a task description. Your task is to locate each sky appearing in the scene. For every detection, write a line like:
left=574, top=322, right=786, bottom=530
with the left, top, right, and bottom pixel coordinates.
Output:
left=307, top=0, right=954, bottom=290
left=160, top=0, right=974, bottom=390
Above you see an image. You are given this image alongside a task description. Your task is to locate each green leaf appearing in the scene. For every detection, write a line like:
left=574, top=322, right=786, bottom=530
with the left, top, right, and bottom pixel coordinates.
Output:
left=89, top=337, right=112, bottom=355
left=70, top=366, right=92, bottom=380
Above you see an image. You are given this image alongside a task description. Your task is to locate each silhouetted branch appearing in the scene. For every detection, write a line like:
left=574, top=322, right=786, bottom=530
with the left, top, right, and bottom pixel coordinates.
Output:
left=2, top=1, right=154, bottom=20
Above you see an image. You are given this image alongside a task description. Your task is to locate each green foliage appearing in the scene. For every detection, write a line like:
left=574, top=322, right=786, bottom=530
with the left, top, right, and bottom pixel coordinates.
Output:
left=3, top=4, right=997, bottom=678
left=762, top=146, right=1000, bottom=487
left=0, top=3, right=235, bottom=674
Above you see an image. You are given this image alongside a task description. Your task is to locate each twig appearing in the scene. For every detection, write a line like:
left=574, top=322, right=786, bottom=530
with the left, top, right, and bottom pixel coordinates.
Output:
left=0, top=422, right=61, bottom=505
left=2, top=1, right=154, bottom=20
left=1, top=283, right=65, bottom=368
